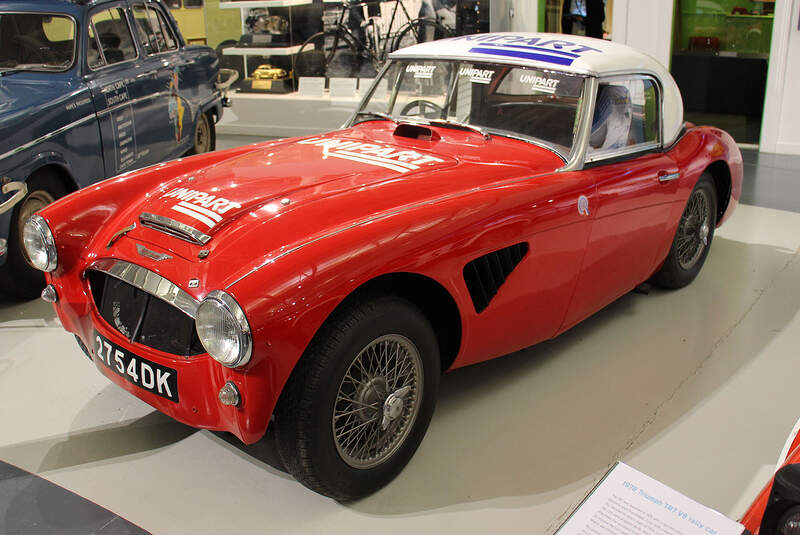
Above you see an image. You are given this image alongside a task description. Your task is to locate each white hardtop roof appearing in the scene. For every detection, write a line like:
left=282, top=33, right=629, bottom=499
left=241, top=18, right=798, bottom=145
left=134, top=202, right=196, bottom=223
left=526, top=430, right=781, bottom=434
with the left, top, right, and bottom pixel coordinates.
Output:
left=390, top=32, right=685, bottom=147
left=390, top=32, right=668, bottom=78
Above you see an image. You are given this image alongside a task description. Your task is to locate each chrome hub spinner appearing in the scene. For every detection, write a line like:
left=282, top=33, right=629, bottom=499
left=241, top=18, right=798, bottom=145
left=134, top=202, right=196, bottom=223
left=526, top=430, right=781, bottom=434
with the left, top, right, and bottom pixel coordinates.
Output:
left=332, top=334, right=423, bottom=469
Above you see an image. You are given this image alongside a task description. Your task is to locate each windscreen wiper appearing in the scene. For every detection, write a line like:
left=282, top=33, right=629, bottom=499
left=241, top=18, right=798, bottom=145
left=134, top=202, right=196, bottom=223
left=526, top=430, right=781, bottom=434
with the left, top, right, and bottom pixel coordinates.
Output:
left=423, top=119, right=491, bottom=140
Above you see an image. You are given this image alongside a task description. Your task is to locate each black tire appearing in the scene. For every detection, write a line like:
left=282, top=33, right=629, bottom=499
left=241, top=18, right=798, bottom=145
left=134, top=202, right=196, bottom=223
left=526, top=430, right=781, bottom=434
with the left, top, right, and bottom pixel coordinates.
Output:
left=296, top=30, right=362, bottom=79
left=274, top=295, right=440, bottom=500
left=186, top=111, right=215, bottom=155
left=652, top=172, right=717, bottom=289
left=0, top=169, right=68, bottom=299
left=391, top=19, right=451, bottom=52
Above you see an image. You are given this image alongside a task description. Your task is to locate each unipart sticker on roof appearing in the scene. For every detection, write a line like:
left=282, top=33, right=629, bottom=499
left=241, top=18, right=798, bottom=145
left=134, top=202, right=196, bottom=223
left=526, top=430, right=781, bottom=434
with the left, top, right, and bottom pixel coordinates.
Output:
left=450, top=34, right=602, bottom=67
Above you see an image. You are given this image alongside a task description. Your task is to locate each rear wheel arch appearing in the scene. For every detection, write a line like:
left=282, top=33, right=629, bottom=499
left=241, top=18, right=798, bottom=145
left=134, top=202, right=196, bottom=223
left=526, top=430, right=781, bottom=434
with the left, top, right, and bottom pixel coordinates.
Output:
left=705, top=160, right=731, bottom=224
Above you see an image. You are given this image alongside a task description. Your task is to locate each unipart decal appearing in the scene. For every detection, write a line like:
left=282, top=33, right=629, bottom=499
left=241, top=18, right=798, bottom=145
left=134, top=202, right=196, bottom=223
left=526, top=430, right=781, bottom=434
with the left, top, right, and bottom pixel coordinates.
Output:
left=459, top=67, right=495, bottom=84
left=298, top=138, right=444, bottom=174
left=519, top=74, right=560, bottom=94
left=449, top=34, right=601, bottom=66
left=405, top=64, right=437, bottom=79
left=160, top=188, right=242, bottom=228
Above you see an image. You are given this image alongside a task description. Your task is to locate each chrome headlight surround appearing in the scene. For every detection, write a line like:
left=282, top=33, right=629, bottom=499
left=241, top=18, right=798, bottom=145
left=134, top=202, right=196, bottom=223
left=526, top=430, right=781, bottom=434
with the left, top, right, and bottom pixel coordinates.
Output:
left=195, top=290, right=252, bottom=368
left=22, top=215, right=57, bottom=272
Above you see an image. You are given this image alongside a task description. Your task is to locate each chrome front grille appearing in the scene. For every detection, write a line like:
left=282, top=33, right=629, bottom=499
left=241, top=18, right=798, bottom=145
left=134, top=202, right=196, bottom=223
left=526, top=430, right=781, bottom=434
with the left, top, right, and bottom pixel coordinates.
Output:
left=86, top=260, right=204, bottom=357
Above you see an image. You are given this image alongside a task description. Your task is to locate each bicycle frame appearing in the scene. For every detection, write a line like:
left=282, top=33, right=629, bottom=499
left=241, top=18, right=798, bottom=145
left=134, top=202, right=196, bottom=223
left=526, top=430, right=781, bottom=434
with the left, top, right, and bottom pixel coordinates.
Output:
left=329, top=0, right=414, bottom=64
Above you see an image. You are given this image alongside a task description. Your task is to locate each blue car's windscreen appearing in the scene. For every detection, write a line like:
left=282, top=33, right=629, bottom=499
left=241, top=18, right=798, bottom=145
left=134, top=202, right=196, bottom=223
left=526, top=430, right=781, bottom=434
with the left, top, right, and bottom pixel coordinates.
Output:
left=0, top=13, right=76, bottom=72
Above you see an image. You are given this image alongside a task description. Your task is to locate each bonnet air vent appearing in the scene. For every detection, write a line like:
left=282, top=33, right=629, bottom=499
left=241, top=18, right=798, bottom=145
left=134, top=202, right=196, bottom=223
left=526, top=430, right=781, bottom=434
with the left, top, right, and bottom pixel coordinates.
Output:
left=463, top=243, right=529, bottom=313
left=393, top=123, right=441, bottom=141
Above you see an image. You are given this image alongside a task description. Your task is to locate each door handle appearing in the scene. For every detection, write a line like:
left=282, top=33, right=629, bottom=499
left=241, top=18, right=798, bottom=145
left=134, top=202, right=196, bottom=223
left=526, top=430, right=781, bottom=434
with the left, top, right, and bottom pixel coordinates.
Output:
left=658, top=171, right=681, bottom=183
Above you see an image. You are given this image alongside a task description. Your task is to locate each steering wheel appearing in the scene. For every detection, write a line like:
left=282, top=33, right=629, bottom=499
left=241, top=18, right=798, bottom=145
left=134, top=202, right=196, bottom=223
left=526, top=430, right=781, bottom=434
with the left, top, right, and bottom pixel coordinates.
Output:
left=400, top=99, right=444, bottom=119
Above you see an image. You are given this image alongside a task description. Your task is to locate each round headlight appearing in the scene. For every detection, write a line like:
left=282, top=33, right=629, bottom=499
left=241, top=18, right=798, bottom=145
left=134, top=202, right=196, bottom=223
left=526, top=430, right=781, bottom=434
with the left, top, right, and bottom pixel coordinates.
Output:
left=22, top=215, right=57, bottom=272
left=196, top=290, right=252, bottom=368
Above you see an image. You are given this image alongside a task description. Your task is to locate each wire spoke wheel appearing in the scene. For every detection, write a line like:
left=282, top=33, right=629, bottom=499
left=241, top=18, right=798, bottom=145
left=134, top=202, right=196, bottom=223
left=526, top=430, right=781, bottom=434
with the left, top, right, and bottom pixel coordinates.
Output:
left=676, top=188, right=711, bottom=270
left=332, top=334, right=423, bottom=469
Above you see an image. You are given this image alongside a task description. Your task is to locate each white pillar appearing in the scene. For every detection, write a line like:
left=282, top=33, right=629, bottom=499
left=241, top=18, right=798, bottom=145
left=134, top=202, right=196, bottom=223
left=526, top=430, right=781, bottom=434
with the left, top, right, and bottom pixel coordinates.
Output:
left=611, top=0, right=674, bottom=69
left=490, top=0, right=539, bottom=33
left=761, top=0, right=800, bottom=154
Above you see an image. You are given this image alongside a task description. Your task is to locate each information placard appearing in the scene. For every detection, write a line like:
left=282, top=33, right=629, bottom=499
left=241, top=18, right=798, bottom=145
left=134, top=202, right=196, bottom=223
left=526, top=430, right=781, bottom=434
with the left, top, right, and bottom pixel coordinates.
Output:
left=329, top=77, right=358, bottom=98
left=298, top=77, right=325, bottom=97
left=556, top=462, right=745, bottom=535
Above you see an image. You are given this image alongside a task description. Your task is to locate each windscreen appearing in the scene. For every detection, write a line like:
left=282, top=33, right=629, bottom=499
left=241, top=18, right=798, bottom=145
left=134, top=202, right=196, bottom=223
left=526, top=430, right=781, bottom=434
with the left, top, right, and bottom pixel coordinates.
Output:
left=359, top=59, right=587, bottom=157
left=0, top=13, right=76, bottom=72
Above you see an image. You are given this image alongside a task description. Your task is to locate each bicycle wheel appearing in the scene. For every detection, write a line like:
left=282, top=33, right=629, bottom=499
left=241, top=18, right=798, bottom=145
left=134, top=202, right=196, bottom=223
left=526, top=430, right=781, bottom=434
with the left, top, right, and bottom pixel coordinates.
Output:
left=391, top=19, right=451, bottom=52
left=296, top=30, right=362, bottom=79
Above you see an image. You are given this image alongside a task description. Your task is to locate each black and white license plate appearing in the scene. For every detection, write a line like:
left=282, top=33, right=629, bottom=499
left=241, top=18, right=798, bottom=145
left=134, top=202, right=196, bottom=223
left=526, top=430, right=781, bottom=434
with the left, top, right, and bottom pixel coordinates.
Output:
left=93, top=331, right=179, bottom=403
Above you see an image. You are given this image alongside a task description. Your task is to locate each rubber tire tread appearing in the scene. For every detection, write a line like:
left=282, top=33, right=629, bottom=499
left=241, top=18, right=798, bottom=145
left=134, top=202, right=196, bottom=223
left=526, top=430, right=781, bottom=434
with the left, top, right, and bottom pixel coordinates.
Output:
left=0, top=169, right=68, bottom=299
left=274, top=294, right=440, bottom=501
left=652, top=172, right=717, bottom=289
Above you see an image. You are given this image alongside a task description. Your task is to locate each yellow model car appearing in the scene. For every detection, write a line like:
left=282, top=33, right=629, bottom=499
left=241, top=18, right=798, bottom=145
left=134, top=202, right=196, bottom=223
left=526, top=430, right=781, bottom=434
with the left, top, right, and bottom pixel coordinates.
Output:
left=251, top=64, right=287, bottom=80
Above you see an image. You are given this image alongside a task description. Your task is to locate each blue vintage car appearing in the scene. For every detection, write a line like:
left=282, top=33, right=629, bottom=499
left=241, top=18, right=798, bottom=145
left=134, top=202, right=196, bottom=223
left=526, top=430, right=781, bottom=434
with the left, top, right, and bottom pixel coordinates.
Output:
left=0, top=0, right=228, bottom=298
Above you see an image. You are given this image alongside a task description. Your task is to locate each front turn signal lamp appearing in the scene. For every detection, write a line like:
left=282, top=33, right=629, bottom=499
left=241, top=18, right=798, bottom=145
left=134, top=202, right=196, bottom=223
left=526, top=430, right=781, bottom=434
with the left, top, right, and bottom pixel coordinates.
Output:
left=22, top=215, right=57, bottom=272
left=196, top=290, right=252, bottom=368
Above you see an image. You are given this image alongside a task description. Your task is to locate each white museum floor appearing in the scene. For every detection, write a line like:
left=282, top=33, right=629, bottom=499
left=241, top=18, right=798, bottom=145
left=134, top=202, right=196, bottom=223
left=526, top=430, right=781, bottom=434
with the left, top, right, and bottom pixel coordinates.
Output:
left=0, top=144, right=798, bottom=534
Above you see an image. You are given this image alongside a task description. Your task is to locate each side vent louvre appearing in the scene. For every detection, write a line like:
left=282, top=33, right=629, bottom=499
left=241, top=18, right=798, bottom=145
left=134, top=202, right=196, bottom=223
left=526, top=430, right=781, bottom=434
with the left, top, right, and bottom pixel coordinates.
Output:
left=463, top=243, right=529, bottom=313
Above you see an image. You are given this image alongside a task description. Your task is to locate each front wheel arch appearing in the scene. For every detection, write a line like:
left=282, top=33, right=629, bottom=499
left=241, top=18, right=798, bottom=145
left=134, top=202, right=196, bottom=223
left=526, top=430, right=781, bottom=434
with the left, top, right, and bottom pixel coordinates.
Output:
left=326, top=272, right=463, bottom=372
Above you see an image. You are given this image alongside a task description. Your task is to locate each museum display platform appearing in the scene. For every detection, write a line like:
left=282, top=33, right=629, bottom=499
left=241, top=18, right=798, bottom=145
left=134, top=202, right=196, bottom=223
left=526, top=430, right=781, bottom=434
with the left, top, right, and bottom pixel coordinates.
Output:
left=1, top=145, right=799, bottom=534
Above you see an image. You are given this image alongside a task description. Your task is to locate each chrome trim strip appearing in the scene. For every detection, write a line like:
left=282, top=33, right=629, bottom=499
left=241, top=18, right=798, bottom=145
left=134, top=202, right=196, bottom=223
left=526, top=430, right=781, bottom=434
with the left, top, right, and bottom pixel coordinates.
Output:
left=136, top=243, right=172, bottom=261
left=584, top=141, right=661, bottom=164
left=658, top=172, right=681, bottom=183
left=139, top=212, right=212, bottom=245
left=0, top=114, right=96, bottom=162
left=88, top=258, right=199, bottom=318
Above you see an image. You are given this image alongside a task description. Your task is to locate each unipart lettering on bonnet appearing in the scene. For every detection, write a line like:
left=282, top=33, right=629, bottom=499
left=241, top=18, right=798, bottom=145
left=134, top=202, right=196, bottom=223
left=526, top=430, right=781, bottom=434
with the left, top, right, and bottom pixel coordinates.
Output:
left=298, top=137, right=445, bottom=169
left=162, top=187, right=242, bottom=214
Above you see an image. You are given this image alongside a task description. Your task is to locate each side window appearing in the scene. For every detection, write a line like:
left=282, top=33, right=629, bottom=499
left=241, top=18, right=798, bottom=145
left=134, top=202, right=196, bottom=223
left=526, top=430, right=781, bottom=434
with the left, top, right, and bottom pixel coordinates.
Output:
left=132, top=4, right=177, bottom=55
left=587, top=77, right=660, bottom=161
left=88, top=7, right=137, bottom=68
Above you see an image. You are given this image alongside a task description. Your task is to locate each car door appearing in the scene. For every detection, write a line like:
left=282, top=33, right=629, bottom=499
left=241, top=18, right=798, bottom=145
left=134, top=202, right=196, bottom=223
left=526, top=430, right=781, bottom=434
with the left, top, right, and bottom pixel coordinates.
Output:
left=129, top=1, right=191, bottom=160
left=83, top=3, right=148, bottom=176
left=561, top=75, right=681, bottom=331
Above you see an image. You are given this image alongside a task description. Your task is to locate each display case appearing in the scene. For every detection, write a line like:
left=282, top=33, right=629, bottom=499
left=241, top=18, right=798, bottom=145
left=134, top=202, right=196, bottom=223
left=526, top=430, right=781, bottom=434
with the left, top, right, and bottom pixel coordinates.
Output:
left=219, top=0, right=323, bottom=92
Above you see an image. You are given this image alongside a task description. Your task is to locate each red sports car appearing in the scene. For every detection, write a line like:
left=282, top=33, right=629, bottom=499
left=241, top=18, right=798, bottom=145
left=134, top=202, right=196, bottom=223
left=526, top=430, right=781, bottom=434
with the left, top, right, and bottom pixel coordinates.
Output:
left=740, top=419, right=800, bottom=534
left=24, top=33, right=742, bottom=499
